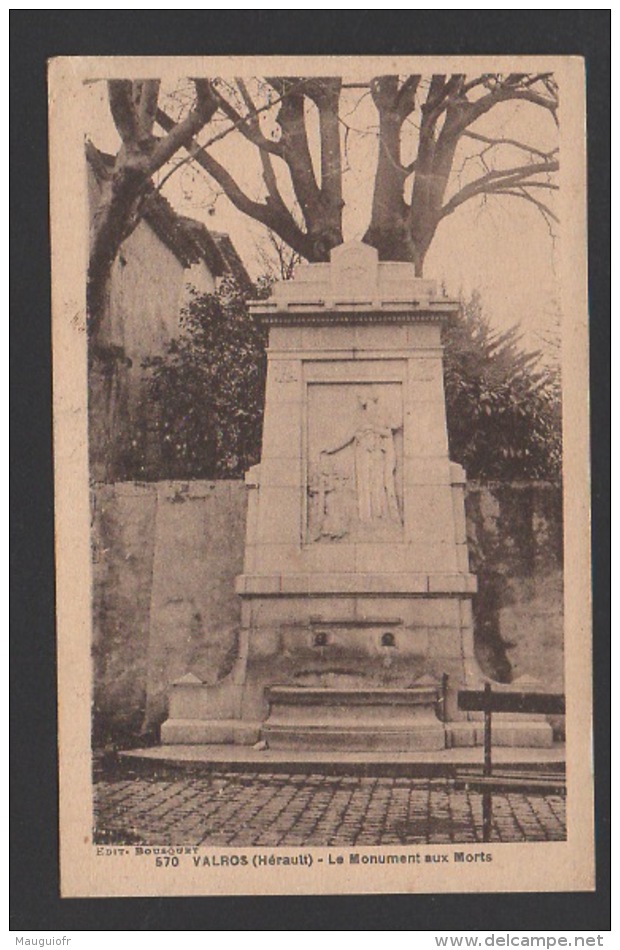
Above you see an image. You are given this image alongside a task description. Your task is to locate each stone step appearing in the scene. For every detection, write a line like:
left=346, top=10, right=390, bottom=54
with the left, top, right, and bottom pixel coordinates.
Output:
left=262, top=684, right=446, bottom=752
left=262, top=724, right=446, bottom=752
left=265, top=685, right=441, bottom=705
left=122, top=743, right=566, bottom=776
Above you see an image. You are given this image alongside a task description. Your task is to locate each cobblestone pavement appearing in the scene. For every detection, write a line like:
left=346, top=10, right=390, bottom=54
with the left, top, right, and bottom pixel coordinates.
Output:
left=94, top=764, right=566, bottom=847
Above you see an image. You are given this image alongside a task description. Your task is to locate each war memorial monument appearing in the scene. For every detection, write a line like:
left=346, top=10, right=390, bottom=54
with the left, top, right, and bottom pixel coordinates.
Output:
left=161, top=240, right=552, bottom=752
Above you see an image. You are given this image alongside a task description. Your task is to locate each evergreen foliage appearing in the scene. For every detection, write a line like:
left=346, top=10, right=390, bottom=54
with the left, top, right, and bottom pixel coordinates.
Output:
left=443, top=293, right=561, bottom=480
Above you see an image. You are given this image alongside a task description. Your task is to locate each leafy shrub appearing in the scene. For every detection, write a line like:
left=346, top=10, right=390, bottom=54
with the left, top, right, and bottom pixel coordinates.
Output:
left=128, top=278, right=267, bottom=479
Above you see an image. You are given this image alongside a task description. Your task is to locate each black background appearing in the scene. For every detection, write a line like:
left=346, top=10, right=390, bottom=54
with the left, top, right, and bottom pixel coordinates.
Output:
left=10, top=9, right=610, bottom=932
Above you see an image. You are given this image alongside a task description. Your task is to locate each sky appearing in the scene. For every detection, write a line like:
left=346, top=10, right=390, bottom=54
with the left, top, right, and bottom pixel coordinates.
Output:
left=84, top=76, right=561, bottom=359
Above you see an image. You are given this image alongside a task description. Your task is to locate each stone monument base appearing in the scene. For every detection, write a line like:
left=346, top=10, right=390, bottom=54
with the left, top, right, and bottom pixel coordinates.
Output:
left=160, top=717, right=261, bottom=746
left=160, top=676, right=554, bottom=750
left=445, top=721, right=554, bottom=749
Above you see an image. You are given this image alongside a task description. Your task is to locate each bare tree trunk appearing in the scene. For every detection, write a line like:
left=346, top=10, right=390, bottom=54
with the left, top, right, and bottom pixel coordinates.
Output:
left=363, top=77, right=417, bottom=262
left=272, top=79, right=343, bottom=260
left=363, top=110, right=414, bottom=261
left=87, top=148, right=149, bottom=340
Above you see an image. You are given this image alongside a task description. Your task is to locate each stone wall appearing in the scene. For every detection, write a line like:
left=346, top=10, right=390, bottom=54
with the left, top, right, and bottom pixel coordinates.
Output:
left=91, top=479, right=563, bottom=745
left=465, top=482, right=564, bottom=690
left=91, top=481, right=248, bottom=744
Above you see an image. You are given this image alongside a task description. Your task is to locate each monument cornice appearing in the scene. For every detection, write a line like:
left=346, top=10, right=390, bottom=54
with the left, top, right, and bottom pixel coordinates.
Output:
left=250, top=302, right=458, bottom=327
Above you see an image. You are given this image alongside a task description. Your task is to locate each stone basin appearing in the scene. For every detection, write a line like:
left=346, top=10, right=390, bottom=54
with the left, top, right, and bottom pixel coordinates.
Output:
left=262, top=684, right=446, bottom=752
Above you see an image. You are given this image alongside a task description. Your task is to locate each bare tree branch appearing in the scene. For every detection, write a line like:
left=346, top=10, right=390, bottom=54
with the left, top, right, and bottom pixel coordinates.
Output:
left=156, top=106, right=312, bottom=259
left=147, top=79, right=219, bottom=170
left=158, top=77, right=344, bottom=259
left=259, top=149, right=306, bottom=245
left=155, top=82, right=294, bottom=158
left=439, top=159, right=559, bottom=219
left=493, top=187, right=559, bottom=223
left=463, top=129, right=558, bottom=161
left=257, top=229, right=304, bottom=282
left=455, top=79, right=559, bottom=132
left=211, top=79, right=284, bottom=156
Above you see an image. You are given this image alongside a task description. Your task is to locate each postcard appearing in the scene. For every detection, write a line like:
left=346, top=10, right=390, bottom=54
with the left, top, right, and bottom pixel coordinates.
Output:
left=49, top=55, right=593, bottom=897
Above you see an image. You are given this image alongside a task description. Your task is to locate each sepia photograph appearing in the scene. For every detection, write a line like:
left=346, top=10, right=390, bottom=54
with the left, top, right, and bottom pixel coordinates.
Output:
left=48, top=53, right=594, bottom=898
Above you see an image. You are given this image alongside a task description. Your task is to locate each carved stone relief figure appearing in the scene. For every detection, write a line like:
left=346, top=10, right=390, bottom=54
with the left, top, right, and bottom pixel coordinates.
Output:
left=308, top=384, right=403, bottom=542
left=308, top=452, right=350, bottom=541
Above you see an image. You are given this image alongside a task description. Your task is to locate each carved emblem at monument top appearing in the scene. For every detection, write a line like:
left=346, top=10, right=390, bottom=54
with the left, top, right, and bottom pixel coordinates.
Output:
left=329, top=240, right=379, bottom=299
